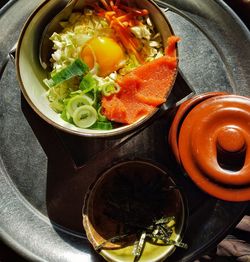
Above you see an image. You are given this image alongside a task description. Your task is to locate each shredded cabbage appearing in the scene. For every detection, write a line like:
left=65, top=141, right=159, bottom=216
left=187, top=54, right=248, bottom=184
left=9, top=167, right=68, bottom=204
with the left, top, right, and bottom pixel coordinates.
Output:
left=45, top=6, right=164, bottom=130
left=49, top=9, right=110, bottom=75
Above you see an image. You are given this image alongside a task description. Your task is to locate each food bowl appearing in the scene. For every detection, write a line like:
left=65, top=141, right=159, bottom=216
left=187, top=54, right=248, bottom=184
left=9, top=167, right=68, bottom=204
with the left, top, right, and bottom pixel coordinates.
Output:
left=16, top=0, right=178, bottom=137
left=83, top=160, right=187, bottom=262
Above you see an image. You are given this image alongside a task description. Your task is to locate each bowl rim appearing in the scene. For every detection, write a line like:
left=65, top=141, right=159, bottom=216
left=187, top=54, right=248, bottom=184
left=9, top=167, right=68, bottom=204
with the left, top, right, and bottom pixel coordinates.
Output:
left=16, top=0, right=178, bottom=138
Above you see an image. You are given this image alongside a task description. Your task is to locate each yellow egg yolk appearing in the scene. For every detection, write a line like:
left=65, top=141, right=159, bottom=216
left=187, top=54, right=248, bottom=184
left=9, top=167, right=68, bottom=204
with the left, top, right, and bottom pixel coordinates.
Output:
left=80, top=36, right=125, bottom=77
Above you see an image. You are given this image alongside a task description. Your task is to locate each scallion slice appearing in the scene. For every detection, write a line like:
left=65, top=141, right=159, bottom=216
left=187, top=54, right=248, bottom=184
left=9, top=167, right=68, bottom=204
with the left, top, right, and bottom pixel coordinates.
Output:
left=101, top=82, right=120, bottom=96
left=72, top=105, right=97, bottom=128
left=90, top=121, right=113, bottom=130
left=80, top=73, right=97, bottom=93
left=44, top=59, right=89, bottom=88
left=66, top=94, right=94, bottom=117
left=97, top=106, right=107, bottom=122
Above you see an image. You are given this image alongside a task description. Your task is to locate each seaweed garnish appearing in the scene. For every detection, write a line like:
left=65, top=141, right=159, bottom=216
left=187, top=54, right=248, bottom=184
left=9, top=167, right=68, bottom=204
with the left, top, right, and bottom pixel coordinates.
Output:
left=95, top=233, right=132, bottom=252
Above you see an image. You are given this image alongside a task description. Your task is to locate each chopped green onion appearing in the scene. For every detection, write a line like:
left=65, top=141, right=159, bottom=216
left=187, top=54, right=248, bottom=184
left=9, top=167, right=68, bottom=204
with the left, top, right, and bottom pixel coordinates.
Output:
left=80, top=73, right=97, bottom=93
left=43, top=78, right=55, bottom=88
left=69, top=90, right=82, bottom=97
left=66, top=94, right=94, bottom=117
left=72, top=105, right=97, bottom=128
left=44, top=58, right=114, bottom=130
left=101, top=82, right=120, bottom=96
left=90, top=121, right=112, bottom=130
left=49, top=99, right=64, bottom=113
left=44, top=59, right=89, bottom=88
left=61, top=108, right=73, bottom=123
left=97, top=106, right=107, bottom=122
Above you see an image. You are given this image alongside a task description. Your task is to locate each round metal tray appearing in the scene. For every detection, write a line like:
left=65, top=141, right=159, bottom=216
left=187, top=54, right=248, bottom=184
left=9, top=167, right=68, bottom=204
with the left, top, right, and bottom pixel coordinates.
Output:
left=0, top=0, right=249, bottom=261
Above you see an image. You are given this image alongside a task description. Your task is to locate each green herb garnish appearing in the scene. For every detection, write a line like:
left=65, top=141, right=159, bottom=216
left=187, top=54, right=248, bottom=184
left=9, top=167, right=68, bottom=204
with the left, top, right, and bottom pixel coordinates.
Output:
left=44, top=59, right=89, bottom=88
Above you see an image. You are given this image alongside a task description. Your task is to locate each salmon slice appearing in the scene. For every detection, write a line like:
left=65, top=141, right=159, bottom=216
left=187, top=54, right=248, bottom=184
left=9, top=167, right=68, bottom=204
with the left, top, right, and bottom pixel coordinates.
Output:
left=102, top=36, right=180, bottom=124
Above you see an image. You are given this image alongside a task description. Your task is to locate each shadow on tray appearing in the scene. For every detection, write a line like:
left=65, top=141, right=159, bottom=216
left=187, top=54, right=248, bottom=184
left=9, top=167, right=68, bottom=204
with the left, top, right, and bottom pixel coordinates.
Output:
left=20, top=72, right=248, bottom=262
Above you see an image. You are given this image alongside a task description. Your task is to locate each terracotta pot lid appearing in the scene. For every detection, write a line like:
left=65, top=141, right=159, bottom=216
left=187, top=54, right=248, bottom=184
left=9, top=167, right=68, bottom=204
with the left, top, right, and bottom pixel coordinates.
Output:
left=172, top=94, right=250, bottom=201
left=168, top=92, right=227, bottom=163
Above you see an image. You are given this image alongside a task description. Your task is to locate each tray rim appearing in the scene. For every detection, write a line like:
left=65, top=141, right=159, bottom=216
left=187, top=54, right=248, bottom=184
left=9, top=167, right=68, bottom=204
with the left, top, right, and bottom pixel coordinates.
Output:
left=0, top=0, right=250, bottom=261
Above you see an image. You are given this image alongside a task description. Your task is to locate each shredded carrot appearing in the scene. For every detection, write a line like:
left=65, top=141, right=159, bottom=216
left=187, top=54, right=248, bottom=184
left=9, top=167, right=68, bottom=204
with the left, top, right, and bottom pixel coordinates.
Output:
left=111, top=17, right=144, bottom=63
left=115, top=0, right=120, bottom=6
left=110, top=0, right=115, bottom=10
left=117, top=14, right=133, bottom=22
left=122, top=21, right=129, bottom=27
left=92, top=0, right=149, bottom=64
left=118, top=4, right=148, bottom=16
left=104, top=11, right=116, bottom=21
left=100, top=0, right=111, bottom=10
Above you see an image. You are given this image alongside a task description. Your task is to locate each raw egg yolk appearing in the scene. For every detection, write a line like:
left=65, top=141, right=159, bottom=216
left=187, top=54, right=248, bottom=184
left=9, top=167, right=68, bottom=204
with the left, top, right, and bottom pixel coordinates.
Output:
left=80, top=36, right=125, bottom=77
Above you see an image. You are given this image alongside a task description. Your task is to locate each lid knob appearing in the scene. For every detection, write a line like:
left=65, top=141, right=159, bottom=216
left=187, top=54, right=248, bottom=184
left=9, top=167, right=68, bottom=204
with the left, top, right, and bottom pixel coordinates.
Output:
left=216, top=127, right=246, bottom=153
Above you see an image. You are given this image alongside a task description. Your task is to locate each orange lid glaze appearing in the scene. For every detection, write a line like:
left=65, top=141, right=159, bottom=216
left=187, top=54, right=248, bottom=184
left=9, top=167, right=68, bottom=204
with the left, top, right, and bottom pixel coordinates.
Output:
left=168, top=92, right=228, bottom=163
left=169, top=93, right=250, bottom=202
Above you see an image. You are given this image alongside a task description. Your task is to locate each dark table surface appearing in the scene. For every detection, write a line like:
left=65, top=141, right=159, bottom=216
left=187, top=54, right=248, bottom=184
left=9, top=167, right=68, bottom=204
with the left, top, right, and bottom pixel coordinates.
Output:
left=0, top=0, right=249, bottom=261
